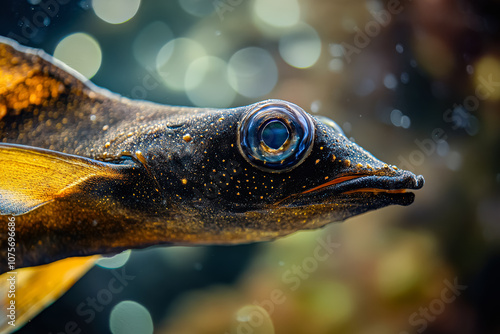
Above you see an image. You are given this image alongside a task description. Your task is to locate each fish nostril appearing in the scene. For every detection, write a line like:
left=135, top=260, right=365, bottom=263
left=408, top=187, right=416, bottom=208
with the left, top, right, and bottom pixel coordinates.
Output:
left=415, top=175, right=425, bottom=189
left=405, top=173, right=425, bottom=189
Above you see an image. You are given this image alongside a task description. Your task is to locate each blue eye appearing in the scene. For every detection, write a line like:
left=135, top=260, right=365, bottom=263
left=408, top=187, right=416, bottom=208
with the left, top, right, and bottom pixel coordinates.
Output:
left=238, top=101, right=315, bottom=172
left=261, top=120, right=289, bottom=150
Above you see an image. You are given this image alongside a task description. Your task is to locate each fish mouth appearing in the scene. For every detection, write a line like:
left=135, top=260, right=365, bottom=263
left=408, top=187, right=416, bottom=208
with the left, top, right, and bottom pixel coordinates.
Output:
left=279, top=171, right=424, bottom=207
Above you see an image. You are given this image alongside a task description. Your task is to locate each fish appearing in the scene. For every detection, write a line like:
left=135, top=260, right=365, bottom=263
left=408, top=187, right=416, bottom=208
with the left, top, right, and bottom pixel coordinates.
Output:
left=0, top=36, right=423, bottom=331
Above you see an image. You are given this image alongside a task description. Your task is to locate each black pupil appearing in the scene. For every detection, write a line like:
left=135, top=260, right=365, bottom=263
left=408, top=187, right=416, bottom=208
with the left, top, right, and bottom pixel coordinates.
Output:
left=261, top=120, right=289, bottom=149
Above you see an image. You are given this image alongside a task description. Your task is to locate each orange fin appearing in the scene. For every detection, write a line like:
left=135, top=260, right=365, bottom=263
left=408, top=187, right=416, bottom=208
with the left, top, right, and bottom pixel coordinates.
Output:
left=0, top=143, right=125, bottom=216
left=0, top=256, right=99, bottom=333
left=0, top=36, right=116, bottom=120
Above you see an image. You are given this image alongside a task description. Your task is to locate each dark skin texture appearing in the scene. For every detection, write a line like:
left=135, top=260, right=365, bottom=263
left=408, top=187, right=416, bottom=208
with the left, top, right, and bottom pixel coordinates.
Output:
left=0, top=37, right=424, bottom=272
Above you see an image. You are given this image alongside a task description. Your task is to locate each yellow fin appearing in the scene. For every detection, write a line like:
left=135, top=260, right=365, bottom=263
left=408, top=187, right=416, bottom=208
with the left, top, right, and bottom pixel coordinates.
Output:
left=0, top=143, right=124, bottom=215
left=0, top=256, right=99, bottom=333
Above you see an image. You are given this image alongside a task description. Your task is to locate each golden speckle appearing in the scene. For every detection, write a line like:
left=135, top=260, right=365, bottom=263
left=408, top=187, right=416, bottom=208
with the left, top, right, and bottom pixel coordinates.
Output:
left=104, top=142, right=111, bottom=148
left=357, top=163, right=363, bottom=168
left=181, top=179, right=187, bottom=185
left=393, top=166, right=398, bottom=170
left=332, top=155, right=336, bottom=162
left=325, top=176, right=329, bottom=180
left=366, top=164, right=373, bottom=170
left=383, top=164, right=389, bottom=169
left=344, top=159, right=351, bottom=167
left=183, top=134, right=193, bottom=142
left=127, top=132, right=134, bottom=137
left=102, top=125, right=109, bottom=131
left=320, top=146, right=324, bottom=150
left=315, top=159, right=320, bottom=164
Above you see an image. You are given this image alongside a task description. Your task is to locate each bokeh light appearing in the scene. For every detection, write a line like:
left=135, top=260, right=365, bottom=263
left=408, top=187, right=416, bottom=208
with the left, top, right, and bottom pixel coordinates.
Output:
left=185, top=56, right=236, bottom=107
left=92, top=0, right=141, bottom=24
left=133, top=21, right=174, bottom=68
left=156, top=38, right=206, bottom=91
left=279, top=22, right=322, bottom=69
left=232, top=305, right=275, bottom=334
left=109, top=301, right=153, bottom=334
left=161, top=247, right=206, bottom=269
left=96, top=250, right=131, bottom=269
left=253, top=0, right=300, bottom=28
left=53, top=32, right=102, bottom=79
left=178, top=0, right=214, bottom=17
left=473, top=55, right=500, bottom=101
left=227, top=47, right=278, bottom=98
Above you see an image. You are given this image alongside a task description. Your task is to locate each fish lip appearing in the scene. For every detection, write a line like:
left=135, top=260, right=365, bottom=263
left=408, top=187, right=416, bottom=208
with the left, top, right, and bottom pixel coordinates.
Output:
left=278, top=171, right=424, bottom=206
left=328, top=172, right=425, bottom=194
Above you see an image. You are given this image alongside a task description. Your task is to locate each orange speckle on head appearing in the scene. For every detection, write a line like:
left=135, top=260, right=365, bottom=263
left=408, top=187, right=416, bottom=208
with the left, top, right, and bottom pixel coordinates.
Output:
left=315, top=159, right=320, bottom=164
left=344, top=159, right=351, bottom=167
left=332, top=155, right=336, bottom=162
left=183, top=134, right=193, bottom=142
left=181, top=179, right=188, bottom=185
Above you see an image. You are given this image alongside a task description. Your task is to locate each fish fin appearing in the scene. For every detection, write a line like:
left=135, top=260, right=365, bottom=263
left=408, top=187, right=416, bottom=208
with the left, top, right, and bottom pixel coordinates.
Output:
left=0, top=143, right=125, bottom=216
left=0, top=36, right=116, bottom=120
left=0, top=256, right=99, bottom=333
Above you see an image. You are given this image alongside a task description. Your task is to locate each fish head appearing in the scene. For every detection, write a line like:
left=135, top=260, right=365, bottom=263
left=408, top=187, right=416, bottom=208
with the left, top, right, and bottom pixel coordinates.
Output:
left=143, top=99, right=423, bottom=237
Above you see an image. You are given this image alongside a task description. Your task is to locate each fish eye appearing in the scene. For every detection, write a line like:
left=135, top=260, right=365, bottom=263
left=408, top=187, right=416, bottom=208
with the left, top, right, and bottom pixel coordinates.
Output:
left=238, top=102, right=315, bottom=172
left=261, top=120, right=289, bottom=150
left=315, top=115, right=345, bottom=136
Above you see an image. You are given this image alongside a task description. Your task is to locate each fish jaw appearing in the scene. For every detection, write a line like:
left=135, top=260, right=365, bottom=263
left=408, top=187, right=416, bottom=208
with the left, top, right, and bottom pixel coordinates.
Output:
left=278, top=169, right=424, bottom=208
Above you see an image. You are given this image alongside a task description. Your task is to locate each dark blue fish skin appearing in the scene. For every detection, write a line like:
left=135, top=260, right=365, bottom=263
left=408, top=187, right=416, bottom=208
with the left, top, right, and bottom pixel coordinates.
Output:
left=0, top=37, right=423, bottom=271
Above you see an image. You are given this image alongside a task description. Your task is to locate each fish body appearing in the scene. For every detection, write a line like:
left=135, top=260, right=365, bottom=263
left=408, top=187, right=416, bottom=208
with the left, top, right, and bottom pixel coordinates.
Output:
left=0, top=36, right=424, bottom=272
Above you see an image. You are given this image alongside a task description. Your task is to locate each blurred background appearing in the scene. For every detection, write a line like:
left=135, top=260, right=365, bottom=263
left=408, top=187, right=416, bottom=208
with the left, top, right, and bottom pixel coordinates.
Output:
left=1, top=0, right=500, bottom=333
